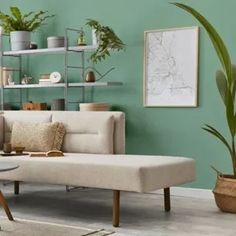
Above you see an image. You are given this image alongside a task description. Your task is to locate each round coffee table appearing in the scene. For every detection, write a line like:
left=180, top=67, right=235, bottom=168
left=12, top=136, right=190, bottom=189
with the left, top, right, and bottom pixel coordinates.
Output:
left=0, top=162, right=19, bottom=222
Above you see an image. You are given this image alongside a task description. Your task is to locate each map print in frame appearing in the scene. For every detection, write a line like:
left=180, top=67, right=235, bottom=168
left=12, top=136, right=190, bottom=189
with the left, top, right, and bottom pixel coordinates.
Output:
left=143, top=27, right=199, bottom=107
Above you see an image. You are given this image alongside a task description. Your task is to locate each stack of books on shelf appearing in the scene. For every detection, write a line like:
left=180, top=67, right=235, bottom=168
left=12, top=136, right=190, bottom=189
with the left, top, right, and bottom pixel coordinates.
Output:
left=39, top=79, right=52, bottom=85
left=39, top=74, right=52, bottom=85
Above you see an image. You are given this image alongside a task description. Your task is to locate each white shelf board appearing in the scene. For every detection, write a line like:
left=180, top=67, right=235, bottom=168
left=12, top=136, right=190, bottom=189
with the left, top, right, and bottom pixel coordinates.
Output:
left=3, top=82, right=123, bottom=89
left=4, top=83, right=66, bottom=89
left=69, top=82, right=123, bottom=87
left=3, top=45, right=97, bottom=56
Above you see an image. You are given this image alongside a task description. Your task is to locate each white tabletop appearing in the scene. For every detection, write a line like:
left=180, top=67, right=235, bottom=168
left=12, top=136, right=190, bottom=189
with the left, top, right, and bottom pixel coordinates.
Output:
left=0, top=162, right=19, bottom=172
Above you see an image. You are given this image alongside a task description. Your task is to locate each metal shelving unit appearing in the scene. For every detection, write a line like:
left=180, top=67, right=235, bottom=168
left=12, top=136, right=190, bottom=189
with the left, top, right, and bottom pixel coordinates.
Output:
left=0, top=28, right=123, bottom=110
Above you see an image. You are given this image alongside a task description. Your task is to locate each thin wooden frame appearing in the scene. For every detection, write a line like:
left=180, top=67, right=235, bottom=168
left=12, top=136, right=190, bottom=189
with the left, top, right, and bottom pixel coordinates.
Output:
left=143, top=26, right=199, bottom=107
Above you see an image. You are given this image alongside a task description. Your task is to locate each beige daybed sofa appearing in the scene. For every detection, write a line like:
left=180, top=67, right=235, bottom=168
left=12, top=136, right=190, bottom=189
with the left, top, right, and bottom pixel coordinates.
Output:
left=0, top=111, right=195, bottom=227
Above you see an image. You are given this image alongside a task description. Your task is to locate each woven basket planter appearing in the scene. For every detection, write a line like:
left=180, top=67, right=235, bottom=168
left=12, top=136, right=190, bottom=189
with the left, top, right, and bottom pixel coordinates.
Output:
left=213, top=175, right=236, bottom=213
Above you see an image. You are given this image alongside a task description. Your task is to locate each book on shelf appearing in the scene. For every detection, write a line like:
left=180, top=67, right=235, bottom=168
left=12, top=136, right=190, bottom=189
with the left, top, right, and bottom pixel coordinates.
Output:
left=39, top=78, right=51, bottom=82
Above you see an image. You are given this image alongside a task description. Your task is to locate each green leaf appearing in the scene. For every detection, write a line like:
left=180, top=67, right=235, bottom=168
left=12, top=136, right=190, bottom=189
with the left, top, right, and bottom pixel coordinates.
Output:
left=232, top=64, right=236, bottom=100
left=216, top=70, right=227, bottom=105
left=0, top=8, right=54, bottom=32
left=172, top=3, right=233, bottom=88
left=86, top=18, right=124, bottom=63
left=202, top=124, right=232, bottom=154
left=226, top=91, right=235, bottom=136
left=10, top=7, right=22, bottom=22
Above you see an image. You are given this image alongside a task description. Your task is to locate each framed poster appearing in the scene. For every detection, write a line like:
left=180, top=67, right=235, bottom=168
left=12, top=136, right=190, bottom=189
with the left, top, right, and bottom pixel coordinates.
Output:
left=143, top=26, right=199, bottom=107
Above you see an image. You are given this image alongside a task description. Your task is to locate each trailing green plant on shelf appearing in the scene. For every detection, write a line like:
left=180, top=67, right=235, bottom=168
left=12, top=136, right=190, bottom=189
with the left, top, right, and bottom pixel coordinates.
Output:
left=0, top=6, right=54, bottom=33
left=173, top=2, right=236, bottom=178
left=86, top=19, right=125, bottom=64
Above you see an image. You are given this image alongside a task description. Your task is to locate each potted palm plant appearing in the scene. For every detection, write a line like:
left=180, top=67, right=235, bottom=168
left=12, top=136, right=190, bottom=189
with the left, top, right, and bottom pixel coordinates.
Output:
left=173, top=2, right=236, bottom=213
left=0, top=6, right=54, bottom=50
left=86, top=19, right=125, bottom=64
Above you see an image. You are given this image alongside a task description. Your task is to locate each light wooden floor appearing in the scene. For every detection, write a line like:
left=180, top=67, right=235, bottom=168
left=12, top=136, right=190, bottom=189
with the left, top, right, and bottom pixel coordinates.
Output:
left=0, top=183, right=235, bottom=236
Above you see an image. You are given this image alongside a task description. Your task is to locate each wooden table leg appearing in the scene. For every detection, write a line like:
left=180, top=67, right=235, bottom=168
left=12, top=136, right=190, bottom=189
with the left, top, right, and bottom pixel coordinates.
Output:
left=14, top=181, right=19, bottom=195
left=0, top=191, right=14, bottom=221
left=164, top=187, right=171, bottom=212
left=112, top=190, right=120, bottom=227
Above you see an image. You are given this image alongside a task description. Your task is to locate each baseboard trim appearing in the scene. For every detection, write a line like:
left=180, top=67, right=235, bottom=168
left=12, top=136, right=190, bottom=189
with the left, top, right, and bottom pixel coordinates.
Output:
left=152, top=187, right=214, bottom=199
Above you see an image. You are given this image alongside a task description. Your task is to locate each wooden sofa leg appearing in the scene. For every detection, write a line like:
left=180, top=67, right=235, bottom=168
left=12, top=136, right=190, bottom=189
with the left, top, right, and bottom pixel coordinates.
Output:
left=0, top=191, right=14, bottom=221
left=164, top=187, right=171, bottom=212
left=112, top=190, right=120, bottom=227
left=14, top=181, right=19, bottom=195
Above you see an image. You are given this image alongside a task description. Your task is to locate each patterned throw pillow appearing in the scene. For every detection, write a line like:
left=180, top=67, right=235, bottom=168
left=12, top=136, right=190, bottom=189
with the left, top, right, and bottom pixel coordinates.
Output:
left=11, top=121, right=65, bottom=152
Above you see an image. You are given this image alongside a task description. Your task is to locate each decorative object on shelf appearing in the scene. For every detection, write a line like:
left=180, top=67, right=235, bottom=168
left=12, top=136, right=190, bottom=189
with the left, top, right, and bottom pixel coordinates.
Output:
left=39, top=74, right=51, bottom=85
left=85, top=71, right=96, bottom=83
left=3, top=143, right=12, bottom=154
left=21, top=74, right=32, bottom=84
left=84, top=66, right=115, bottom=82
left=50, top=72, right=62, bottom=83
left=10, top=31, right=31, bottom=51
left=77, top=28, right=86, bottom=46
left=143, top=27, right=199, bottom=107
left=91, top=29, right=98, bottom=46
left=47, top=36, right=65, bottom=48
left=86, top=19, right=125, bottom=63
left=7, top=73, right=14, bottom=85
left=0, top=67, right=13, bottom=85
left=30, top=42, right=38, bottom=49
left=173, top=2, right=236, bottom=213
left=80, top=102, right=110, bottom=111
left=0, top=6, right=54, bottom=50
left=0, top=26, right=3, bottom=35
left=23, top=102, right=47, bottom=110
left=14, top=146, right=25, bottom=154
left=51, top=98, right=65, bottom=111
left=40, top=74, right=50, bottom=80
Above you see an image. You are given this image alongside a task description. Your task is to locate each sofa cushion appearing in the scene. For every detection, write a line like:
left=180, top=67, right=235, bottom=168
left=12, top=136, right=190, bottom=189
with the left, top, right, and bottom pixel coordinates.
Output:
left=3, top=111, right=52, bottom=143
left=0, top=153, right=196, bottom=192
left=11, top=121, right=65, bottom=152
left=52, top=112, right=115, bottom=154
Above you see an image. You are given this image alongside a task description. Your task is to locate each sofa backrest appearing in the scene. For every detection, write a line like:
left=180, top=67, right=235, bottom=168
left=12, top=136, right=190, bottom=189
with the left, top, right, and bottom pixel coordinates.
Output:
left=0, top=111, right=125, bottom=154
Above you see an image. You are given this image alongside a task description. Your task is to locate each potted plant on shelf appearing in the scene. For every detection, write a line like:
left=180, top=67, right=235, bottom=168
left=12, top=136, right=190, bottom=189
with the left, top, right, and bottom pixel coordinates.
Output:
left=86, top=19, right=125, bottom=64
left=0, top=6, right=54, bottom=51
left=173, top=2, right=236, bottom=213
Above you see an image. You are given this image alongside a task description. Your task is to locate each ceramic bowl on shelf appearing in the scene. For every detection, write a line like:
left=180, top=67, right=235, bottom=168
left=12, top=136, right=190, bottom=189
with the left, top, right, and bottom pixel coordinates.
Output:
left=47, top=36, right=65, bottom=48
left=14, top=146, right=25, bottom=154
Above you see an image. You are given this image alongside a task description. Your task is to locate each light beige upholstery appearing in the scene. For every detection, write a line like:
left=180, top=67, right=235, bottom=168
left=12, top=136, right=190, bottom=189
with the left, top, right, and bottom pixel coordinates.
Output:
left=11, top=121, right=65, bottom=152
left=0, top=111, right=195, bottom=193
left=3, top=111, right=52, bottom=144
left=52, top=112, right=115, bottom=154
left=1, top=111, right=125, bottom=154
left=0, top=153, right=195, bottom=192
left=0, top=114, right=3, bottom=149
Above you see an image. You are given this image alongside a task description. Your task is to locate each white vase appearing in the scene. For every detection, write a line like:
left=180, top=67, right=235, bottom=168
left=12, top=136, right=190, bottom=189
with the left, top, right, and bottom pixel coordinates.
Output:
left=10, top=31, right=31, bottom=51
left=92, top=29, right=98, bottom=46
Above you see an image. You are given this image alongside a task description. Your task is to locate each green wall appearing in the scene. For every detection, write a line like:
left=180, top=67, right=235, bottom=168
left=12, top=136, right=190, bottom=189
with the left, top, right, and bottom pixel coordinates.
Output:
left=1, top=0, right=235, bottom=189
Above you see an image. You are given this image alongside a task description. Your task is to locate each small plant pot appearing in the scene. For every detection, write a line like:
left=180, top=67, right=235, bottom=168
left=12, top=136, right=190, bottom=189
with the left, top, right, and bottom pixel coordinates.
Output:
left=213, top=175, right=236, bottom=213
left=10, top=31, right=31, bottom=51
